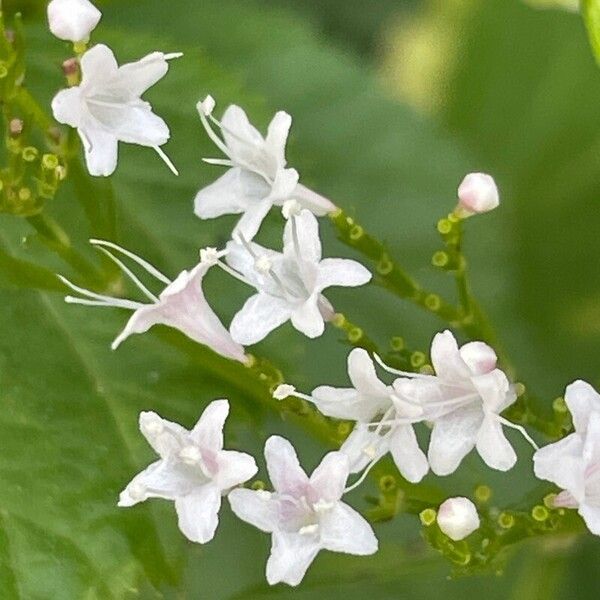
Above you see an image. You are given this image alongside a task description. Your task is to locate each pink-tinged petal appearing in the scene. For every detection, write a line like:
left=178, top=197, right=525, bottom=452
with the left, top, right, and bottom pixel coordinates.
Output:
left=264, top=436, right=309, bottom=496
left=471, top=369, right=515, bottom=414
left=265, top=111, right=292, bottom=167
left=348, top=348, right=388, bottom=396
left=533, top=433, right=586, bottom=503
left=565, top=380, right=600, bottom=435
left=293, top=183, right=336, bottom=215
left=233, top=199, right=273, bottom=242
left=428, top=406, right=482, bottom=476
left=459, top=341, right=497, bottom=375
left=578, top=503, right=600, bottom=535
left=283, top=210, right=322, bottom=264
left=190, top=400, right=229, bottom=451
left=309, top=452, right=349, bottom=502
left=583, top=411, right=600, bottom=466
left=475, top=416, right=517, bottom=471
left=339, top=425, right=389, bottom=473
left=290, top=298, right=325, bottom=338
left=388, top=425, right=429, bottom=483
left=228, top=488, right=279, bottom=533
left=138, top=410, right=187, bottom=458
left=311, top=386, right=385, bottom=422
left=554, top=490, right=578, bottom=509
left=175, top=483, right=222, bottom=543
left=230, top=293, right=291, bottom=345
left=316, top=258, right=372, bottom=291
left=80, top=44, right=118, bottom=85
left=80, top=125, right=118, bottom=177
left=430, top=330, right=472, bottom=382
left=319, top=503, right=378, bottom=555
left=266, top=531, right=320, bottom=586
left=214, top=450, right=258, bottom=490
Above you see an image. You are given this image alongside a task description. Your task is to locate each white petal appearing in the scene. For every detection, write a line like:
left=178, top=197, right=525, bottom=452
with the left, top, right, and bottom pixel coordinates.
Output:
left=80, top=125, right=118, bottom=177
left=475, top=416, right=517, bottom=471
left=175, top=483, right=222, bottom=544
left=47, top=0, right=102, bottom=43
left=138, top=410, right=187, bottom=458
left=583, top=411, right=600, bottom=466
left=225, top=239, right=279, bottom=285
left=471, top=369, right=515, bottom=414
left=428, top=406, right=482, bottom=476
left=264, top=436, right=309, bottom=496
left=533, top=433, right=586, bottom=502
left=348, top=348, right=388, bottom=396
left=266, top=532, right=320, bottom=586
left=214, top=450, right=258, bottom=490
left=228, top=488, right=279, bottom=533
left=293, top=183, right=336, bottom=215
left=51, top=88, right=82, bottom=128
left=265, top=111, right=292, bottom=167
left=565, top=380, right=600, bottom=434
left=388, top=425, right=429, bottom=483
left=283, top=210, right=321, bottom=264
left=311, top=386, right=385, bottom=422
left=309, top=452, right=349, bottom=502
left=233, top=199, right=273, bottom=242
left=267, top=167, right=299, bottom=205
left=430, top=330, right=472, bottom=382
left=340, top=425, right=389, bottom=473
left=80, top=44, right=118, bottom=85
left=190, top=399, right=229, bottom=451
left=459, top=341, right=497, bottom=375
left=578, top=503, right=600, bottom=536
left=319, top=503, right=378, bottom=555
left=230, top=293, right=291, bottom=345
left=316, top=258, right=372, bottom=291
left=222, top=104, right=264, bottom=149
left=290, top=297, right=324, bottom=338
left=115, top=51, right=171, bottom=96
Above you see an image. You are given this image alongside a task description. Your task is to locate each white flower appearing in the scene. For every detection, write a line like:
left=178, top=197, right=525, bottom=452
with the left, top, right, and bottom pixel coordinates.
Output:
left=228, top=436, right=377, bottom=586
left=286, top=348, right=428, bottom=483
left=225, top=210, right=371, bottom=344
left=47, top=0, right=101, bottom=43
left=437, top=497, right=480, bottom=541
left=51, top=44, right=181, bottom=177
left=119, top=400, right=257, bottom=543
left=386, top=330, right=523, bottom=475
left=534, top=380, right=600, bottom=535
left=194, top=97, right=336, bottom=240
left=456, top=172, right=499, bottom=216
left=59, top=239, right=246, bottom=363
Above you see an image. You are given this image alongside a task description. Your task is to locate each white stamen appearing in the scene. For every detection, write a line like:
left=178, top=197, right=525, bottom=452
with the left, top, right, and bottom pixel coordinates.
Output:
left=282, top=199, right=302, bottom=220
left=254, top=255, right=272, bottom=274
left=199, top=247, right=221, bottom=265
left=273, top=384, right=296, bottom=400
left=154, top=145, right=179, bottom=176
left=299, top=524, right=319, bottom=536
left=373, top=353, right=434, bottom=379
left=197, top=95, right=215, bottom=116
left=497, top=416, right=539, bottom=451
left=179, top=445, right=203, bottom=465
left=313, top=499, right=334, bottom=513
left=59, top=275, right=143, bottom=310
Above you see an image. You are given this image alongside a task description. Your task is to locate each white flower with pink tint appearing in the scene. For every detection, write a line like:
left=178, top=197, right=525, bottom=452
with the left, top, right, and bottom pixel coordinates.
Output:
left=456, top=172, right=499, bottom=216
left=437, top=497, right=480, bottom=541
left=47, top=0, right=101, bottom=43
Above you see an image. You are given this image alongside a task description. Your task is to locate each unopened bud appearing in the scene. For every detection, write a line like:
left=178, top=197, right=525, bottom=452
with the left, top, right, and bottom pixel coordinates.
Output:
left=9, top=119, right=23, bottom=138
left=47, top=0, right=102, bottom=43
left=437, top=497, right=480, bottom=541
left=457, top=172, right=499, bottom=216
left=62, top=58, right=80, bottom=84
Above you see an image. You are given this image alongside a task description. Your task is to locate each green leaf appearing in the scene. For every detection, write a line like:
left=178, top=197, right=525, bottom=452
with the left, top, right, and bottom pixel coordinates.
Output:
left=582, top=0, right=600, bottom=65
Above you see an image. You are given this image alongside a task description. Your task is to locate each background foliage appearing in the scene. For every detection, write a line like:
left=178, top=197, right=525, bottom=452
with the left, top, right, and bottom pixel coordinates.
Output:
left=0, top=0, right=599, bottom=597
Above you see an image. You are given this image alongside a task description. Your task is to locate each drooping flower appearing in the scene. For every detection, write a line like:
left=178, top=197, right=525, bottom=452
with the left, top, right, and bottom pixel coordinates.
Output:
left=224, top=209, right=371, bottom=344
left=274, top=348, right=428, bottom=483
left=456, top=172, right=499, bottom=216
left=436, top=497, right=480, bottom=541
left=534, top=380, right=600, bottom=535
left=119, top=400, right=257, bottom=543
left=228, top=436, right=378, bottom=586
left=194, top=97, right=336, bottom=240
left=47, top=0, right=102, bottom=43
left=384, top=330, right=528, bottom=475
left=51, top=44, right=181, bottom=177
left=59, top=239, right=247, bottom=363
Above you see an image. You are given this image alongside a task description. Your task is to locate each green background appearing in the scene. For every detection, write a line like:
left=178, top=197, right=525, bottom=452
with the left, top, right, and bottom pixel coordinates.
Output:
left=0, top=0, right=599, bottom=597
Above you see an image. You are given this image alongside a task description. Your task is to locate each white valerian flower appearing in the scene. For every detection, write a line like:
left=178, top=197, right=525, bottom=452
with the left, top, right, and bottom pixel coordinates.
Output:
left=194, top=96, right=336, bottom=240
left=59, top=239, right=246, bottom=363
left=381, top=330, right=533, bottom=476
left=280, top=348, right=428, bottom=483
left=534, top=380, right=600, bottom=535
left=228, top=436, right=377, bottom=586
left=437, top=497, right=480, bottom=541
left=119, top=400, right=257, bottom=543
left=51, top=44, right=181, bottom=177
left=47, top=0, right=102, bottom=43
left=225, top=209, right=371, bottom=344
left=456, top=172, right=499, bottom=216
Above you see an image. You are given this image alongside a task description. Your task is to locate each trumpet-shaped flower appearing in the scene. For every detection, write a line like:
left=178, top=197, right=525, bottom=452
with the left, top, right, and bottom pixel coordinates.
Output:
left=51, top=44, right=181, bottom=177
left=228, top=436, right=377, bottom=586
left=194, top=97, right=336, bottom=240
left=119, top=400, right=257, bottom=543
left=47, top=0, right=101, bottom=43
left=383, top=330, right=528, bottom=475
left=534, top=380, right=600, bottom=535
left=224, top=210, right=371, bottom=344
left=59, top=239, right=246, bottom=363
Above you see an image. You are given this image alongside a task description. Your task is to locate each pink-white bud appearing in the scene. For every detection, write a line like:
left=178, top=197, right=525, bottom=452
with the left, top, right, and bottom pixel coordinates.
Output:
left=437, top=497, right=480, bottom=541
left=457, top=172, right=499, bottom=215
left=47, top=0, right=101, bottom=43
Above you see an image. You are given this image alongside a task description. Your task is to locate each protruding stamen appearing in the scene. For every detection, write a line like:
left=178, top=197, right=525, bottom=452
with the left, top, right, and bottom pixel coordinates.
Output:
left=197, top=95, right=215, bottom=116
left=164, top=52, right=183, bottom=61
left=59, top=274, right=143, bottom=310
left=373, top=353, right=434, bottom=380
left=154, top=145, right=179, bottom=176
left=497, top=416, right=539, bottom=450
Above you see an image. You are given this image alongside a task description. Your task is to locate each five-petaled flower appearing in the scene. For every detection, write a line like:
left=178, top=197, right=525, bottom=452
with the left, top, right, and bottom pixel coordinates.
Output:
left=228, top=436, right=378, bottom=586
left=119, top=400, right=257, bottom=543
left=59, top=240, right=246, bottom=363
left=194, top=97, right=336, bottom=240
left=52, top=44, right=181, bottom=177
left=534, top=380, right=600, bottom=535
left=225, top=209, right=371, bottom=344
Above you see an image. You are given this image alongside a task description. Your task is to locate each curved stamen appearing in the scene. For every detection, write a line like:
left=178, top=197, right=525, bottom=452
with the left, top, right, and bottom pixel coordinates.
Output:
left=65, top=296, right=143, bottom=310
left=58, top=275, right=143, bottom=310
left=497, top=416, right=539, bottom=451
left=373, top=353, right=435, bottom=380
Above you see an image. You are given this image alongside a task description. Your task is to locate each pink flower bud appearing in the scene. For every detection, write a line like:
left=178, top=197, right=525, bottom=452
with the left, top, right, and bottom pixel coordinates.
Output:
left=47, top=0, right=101, bottom=43
left=437, top=497, right=480, bottom=541
left=457, top=172, right=499, bottom=215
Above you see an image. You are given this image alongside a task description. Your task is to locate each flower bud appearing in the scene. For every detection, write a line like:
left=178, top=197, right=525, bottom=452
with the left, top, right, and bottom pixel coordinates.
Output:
left=457, top=172, right=499, bottom=216
left=47, top=0, right=102, bottom=43
left=437, top=497, right=480, bottom=541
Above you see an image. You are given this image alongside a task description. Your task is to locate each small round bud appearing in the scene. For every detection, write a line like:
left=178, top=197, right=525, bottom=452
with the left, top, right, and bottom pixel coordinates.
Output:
left=273, top=384, right=295, bottom=400
left=197, top=95, right=216, bottom=117
left=437, top=497, right=480, bottom=541
left=347, top=327, right=363, bottom=343
left=47, top=0, right=101, bottom=43
left=42, top=154, right=60, bottom=170
left=419, top=508, right=437, bottom=526
left=498, top=512, right=515, bottom=529
left=474, top=484, right=492, bottom=503
left=22, top=147, right=39, bottom=162
left=457, top=172, right=500, bottom=216
left=531, top=505, right=549, bottom=522
left=9, top=118, right=23, bottom=138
